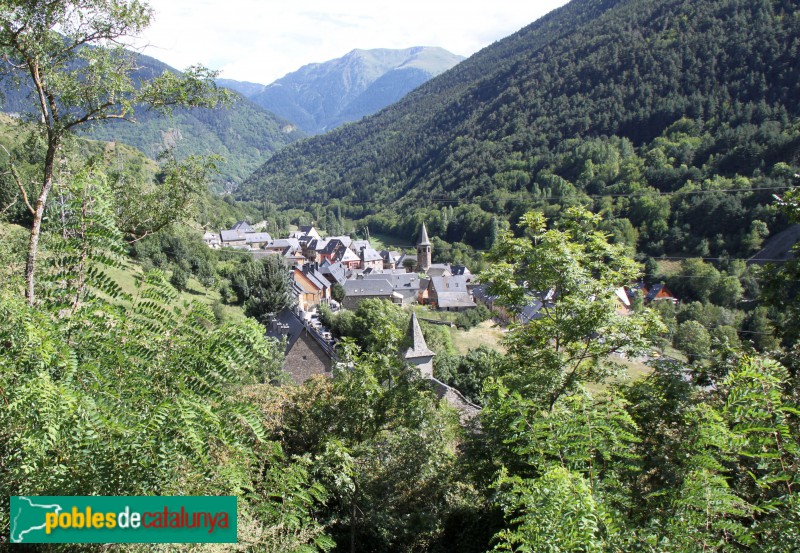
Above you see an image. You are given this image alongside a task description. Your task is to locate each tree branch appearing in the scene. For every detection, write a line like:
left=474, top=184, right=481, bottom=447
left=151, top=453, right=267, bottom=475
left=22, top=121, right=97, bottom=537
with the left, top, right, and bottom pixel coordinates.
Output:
left=549, top=337, right=593, bottom=411
left=0, top=145, right=35, bottom=216
left=0, top=196, right=17, bottom=218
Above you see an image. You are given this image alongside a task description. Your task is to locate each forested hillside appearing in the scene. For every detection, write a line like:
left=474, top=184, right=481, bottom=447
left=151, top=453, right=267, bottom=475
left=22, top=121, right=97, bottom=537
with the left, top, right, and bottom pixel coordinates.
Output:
left=239, top=0, right=800, bottom=258
left=0, top=51, right=304, bottom=189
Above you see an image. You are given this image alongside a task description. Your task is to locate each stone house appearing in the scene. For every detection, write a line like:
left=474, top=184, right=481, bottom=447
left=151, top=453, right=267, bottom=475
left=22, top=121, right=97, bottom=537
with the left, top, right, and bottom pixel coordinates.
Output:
left=424, top=275, right=475, bottom=311
left=361, top=272, right=421, bottom=304
left=342, top=279, right=398, bottom=310
left=359, top=246, right=384, bottom=271
left=267, top=308, right=333, bottom=383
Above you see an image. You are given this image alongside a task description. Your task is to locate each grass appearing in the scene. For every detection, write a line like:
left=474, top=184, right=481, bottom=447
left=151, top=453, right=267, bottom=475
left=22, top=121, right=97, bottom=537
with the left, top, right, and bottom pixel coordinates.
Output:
left=613, top=355, right=654, bottom=382
left=1, top=222, right=246, bottom=322
left=450, top=319, right=506, bottom=355
left=412, top=305, right=460, bottom=323
left=656, top=259, right=683, bottom=275
left=368, top=231, right=414, bottom=252
left=103, top=260, right=247, bottom=323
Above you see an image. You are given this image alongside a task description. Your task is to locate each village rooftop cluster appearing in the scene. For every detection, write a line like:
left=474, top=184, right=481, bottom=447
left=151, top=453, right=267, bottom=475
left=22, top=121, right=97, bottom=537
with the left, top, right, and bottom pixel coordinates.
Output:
left=202, top=221, right=678, bottom=388
left=203, top=221, right=478, bottom=313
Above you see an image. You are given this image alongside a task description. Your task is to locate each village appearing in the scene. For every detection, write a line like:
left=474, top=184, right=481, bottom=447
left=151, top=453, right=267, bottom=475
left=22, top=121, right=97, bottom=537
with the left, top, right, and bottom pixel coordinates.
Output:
left=201, top=220, right=678, bottom=393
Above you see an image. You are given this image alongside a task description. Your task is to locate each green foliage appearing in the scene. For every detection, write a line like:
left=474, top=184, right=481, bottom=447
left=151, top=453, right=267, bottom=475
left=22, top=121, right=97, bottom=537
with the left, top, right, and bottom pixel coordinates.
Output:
left=493, top=466, right=605, bottom=553
left=674, top=320, right=712, bottom=362
left=480, top=209, right=664, bottom=409
left=277, top=341, right=467, bottom=552
left=453, top=303, right=492, bottom=330
left=38, top=163, right=127, bottom=311
left=760, top=177, right=800, bottom=356
left=220, top=255, right=294, bottom=320
left=331, top=282, right=345, bottom=303
left=243, top=443, right=335, bottom=552
left=114, top=152, right=222, bottom=240
left=242, top=255, right=295, bottom=323
left=434, top=346, right=504, bottom=406
left=326, top=299, right=407, bottom=352
left=169, top=265, right=189, bottom=291
left=0, top=0, right=233, bottom=305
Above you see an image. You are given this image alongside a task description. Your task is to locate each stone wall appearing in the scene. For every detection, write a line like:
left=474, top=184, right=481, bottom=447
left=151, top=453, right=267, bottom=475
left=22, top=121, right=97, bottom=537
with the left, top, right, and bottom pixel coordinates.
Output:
left=283, top=331, right=333, bottom=384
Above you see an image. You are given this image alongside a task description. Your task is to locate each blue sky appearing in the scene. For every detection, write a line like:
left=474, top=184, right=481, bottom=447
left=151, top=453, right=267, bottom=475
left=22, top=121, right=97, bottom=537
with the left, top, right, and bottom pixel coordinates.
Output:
left=134, top=0, right=570, bottom=84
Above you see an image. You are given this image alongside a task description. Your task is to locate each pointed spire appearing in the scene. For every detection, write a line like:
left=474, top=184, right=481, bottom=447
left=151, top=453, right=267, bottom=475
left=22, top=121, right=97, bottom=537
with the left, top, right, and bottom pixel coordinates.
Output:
left=404, top=312, right=435, bottom=359
left=417, top=222, right=431, bottom=247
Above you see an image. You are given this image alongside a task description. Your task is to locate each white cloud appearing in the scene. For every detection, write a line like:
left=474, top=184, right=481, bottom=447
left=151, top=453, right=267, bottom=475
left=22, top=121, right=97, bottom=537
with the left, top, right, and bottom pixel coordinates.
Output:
left=133, top=0, right=570, bottom=84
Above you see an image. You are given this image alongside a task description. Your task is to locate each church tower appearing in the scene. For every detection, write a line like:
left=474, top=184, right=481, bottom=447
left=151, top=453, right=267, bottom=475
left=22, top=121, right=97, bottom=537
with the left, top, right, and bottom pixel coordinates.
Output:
left=403, top=312, right=435, bottom=378
left=416, top=222, right=432, bottom=273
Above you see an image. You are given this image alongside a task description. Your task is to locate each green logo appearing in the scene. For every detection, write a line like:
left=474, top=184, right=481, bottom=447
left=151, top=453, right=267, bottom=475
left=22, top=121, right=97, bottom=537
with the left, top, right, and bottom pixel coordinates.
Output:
left=10, top=496, right=237, bottom=544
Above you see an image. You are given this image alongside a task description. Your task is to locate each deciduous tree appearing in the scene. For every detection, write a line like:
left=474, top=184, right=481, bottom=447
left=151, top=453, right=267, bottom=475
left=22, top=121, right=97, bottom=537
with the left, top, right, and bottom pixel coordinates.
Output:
left=0, top=0, right=227, bottom=304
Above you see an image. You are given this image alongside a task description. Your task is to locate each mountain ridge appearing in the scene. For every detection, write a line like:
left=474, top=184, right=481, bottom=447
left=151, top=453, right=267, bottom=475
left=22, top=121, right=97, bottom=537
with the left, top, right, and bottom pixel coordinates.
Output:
left=249, top=46, right=464, bottom=134
left=0, top=50, right=305, bottom=190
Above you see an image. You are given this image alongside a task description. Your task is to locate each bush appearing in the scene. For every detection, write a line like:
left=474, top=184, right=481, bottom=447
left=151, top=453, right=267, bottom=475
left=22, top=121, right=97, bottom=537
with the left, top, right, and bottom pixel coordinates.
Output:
left=454, top=304, right=492, bottom=329
left=674, top=320, right=711, bottom=361
left=169, top=266, right=189, bottom=291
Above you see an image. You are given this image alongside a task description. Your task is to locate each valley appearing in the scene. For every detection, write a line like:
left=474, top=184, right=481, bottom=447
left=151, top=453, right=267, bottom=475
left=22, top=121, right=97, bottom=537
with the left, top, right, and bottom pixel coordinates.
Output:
left=1, top=0, right=799, bottom=550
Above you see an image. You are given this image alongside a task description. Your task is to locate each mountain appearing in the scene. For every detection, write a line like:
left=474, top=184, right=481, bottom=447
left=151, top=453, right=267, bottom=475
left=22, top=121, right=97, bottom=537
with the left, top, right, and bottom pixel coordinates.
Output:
left=238, top=0, right=800, bottom=257
left=0, top=52, right=304, bottom=190
left=215, top=78, right=266, bottom=98
left=248, top=47, right=465, bottom=134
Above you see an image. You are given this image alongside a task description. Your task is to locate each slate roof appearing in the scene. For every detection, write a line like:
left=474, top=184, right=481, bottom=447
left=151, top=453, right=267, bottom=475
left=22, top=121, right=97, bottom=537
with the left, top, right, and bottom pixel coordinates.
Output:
left=429, top=275, right=474, bottom=308
left=397, top=253, right=417, bottom=268
left=307, top=238, right=330, bottom=251
left=231, top=221, right=253, bottom=232
left=319, top=260, right=347, bottom=286
left=344, top=279, right=394, bottom=297
left=417, top=222, right=431, bottom=246
left=471, top=284, right=495, bottom=303
left=378, top=250, right=398, bottom=267
left=426, top=263, right=452, bottom=277
left=320, top=238, right=346, bottom=256
left=340, top=248, right=360, bottom=264
left=360, top=247, right=383, bottom=262
left=519, top=300, right=545, bottom=324
left=362, top=272, right=420, bottom=291
left=298, top=264, right=330, bottom=291
left=220, top=230, right=246, bottom=242
left=404, top=312, right=435, bottom=359
left=351, top=240, right=372, bottom=252
left=328, top=235, right=353, bottom=248
left=266, top=308, right=306, bottom=353
left=245, top=232, right=273, bottom=244
left=268, top=238, right=301, bottom=250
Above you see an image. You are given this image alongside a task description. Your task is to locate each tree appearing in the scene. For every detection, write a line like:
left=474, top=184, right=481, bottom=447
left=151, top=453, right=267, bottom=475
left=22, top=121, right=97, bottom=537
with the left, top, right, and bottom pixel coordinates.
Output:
left=478, top=209, right=666, bottom=548
left=331, top=282, right=345, bottom=303
left=277, top=337, right=464, bottom=552
left=169, top=265, right=189, bottom=292
left=480, top=208, right=664, bottom=410
left=243, top=255, right=294, bottom=323
left=669, top=258, right=721, bottom=303
left=433, top=346, right=504, bottom=405
left=0, top=0, right=227, bottom=304
left=674, top=320, right=711, bottom=362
